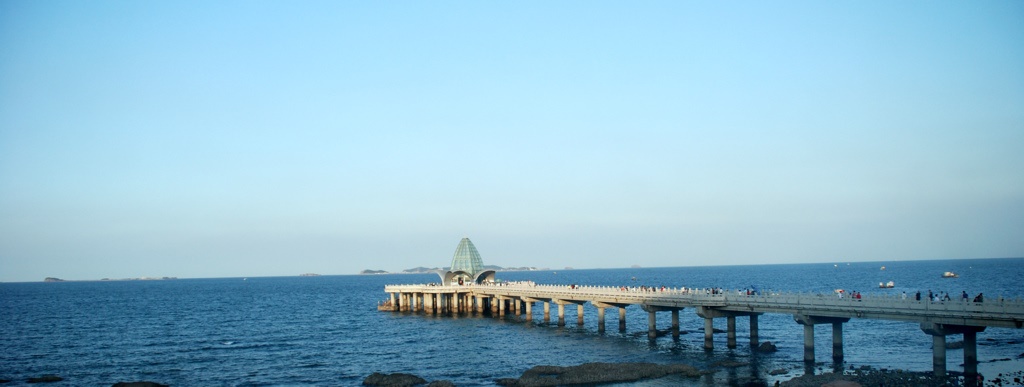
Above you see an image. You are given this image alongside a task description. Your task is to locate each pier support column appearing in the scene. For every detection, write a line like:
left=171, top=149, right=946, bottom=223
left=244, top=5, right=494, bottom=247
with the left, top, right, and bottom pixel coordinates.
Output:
left=642, top=305, right=676, bottom=341
left=389, top=293, right=397, bottom=311
left=525, top=300, right=533, bottom=320
left=498, top=297, right=505, bottom=316
left=803, top=323, right=815, bottom=363
left=932, top=334, right=946, bottom=377
left=671, top=310, right=680, bottom=340
left=412, top=293, right=419, bottom=312
left=704, top=317, right=714, bottom=350
left=557, top=303, right=566, bottom=326
left=577, top=304, right=585, bottom=326
left=795, top=315, right=849, bottom=364
left=921, top=323, right=985, bottom=380
left=964, top=330, right=978, bottom=381
left=648, top=310, right=657, bottom=340
left=597, top=307, right=606, bottom=333
left=619, top=307, right=627, bottom=332
left=543, top=302, right=550, bottom=323
left=832, top=322, right=844, bottom=361
left=727, top=316, right=737, bottom=349
left=750, top=314, right=759, bottom=347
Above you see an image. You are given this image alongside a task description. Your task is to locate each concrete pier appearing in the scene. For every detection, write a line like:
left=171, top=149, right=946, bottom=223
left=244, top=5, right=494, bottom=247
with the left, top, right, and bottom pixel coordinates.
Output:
left=704, top=317, right=714, bottom=350
left=557, top=302, right=566, bottom=326
left=383, top=282, right=1024, bottom=378
left=803, top=323, right=815, bottom=363
left=964, top=330, right=978, bottom=380
left=619, top=307, right=627, bottom=332
left=647, top=310, right=656, bottom=340
left=671, top=309, right=680, bottom=340
left=727, top=316, right=737, bottom=349
left=749, top=314, right=759, bottom=347
left=832, top=322, right=844, bottom=361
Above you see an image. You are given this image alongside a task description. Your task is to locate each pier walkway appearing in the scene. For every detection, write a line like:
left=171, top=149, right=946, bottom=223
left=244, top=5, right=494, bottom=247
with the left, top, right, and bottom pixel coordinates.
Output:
left=381, top=283, right=1024, bottom=380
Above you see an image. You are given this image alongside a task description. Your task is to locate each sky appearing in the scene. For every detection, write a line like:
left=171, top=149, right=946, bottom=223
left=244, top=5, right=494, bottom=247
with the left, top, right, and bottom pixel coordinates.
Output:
left=1, top=1, right=1023, bottom=282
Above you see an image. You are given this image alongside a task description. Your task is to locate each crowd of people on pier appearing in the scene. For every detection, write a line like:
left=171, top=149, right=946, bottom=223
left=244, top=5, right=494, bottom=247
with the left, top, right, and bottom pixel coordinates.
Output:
left=836, top=290, right=862, bottom=300
left=904, top=290, right=985, bottom=303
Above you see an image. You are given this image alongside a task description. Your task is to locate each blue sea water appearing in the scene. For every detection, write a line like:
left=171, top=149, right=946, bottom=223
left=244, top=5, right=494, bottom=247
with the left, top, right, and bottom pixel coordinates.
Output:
left=2, top=258, right=1023, bottom=386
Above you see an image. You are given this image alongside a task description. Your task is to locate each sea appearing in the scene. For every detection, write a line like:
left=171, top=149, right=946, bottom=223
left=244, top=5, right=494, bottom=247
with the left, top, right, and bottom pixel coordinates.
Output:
left=2, top=258, right=1023, bottom=386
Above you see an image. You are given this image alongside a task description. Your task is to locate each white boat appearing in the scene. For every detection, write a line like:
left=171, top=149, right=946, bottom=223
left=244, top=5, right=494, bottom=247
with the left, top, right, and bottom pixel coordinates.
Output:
left=879, top=281, right=895, bottom=288
left=942, top=271, right=959, bottom=278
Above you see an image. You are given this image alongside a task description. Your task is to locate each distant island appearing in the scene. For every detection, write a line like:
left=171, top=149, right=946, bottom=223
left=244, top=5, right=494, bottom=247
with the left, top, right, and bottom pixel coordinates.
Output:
left=361, top=265, right=547, bottom=275
left=299, top=273, right=321, bottom=277
left=43, top=276, right=178, bottom=282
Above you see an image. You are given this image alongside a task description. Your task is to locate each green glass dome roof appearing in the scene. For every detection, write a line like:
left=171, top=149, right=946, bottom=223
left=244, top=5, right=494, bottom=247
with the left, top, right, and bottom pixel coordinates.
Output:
left=450, top=237, right=484, bottom=275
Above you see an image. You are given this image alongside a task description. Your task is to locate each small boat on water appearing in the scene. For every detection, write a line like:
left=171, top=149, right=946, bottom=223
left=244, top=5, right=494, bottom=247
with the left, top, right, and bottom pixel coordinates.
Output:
left=879, top=281, right=895, bottom=288
left=942, top=271, right=959, bottom=278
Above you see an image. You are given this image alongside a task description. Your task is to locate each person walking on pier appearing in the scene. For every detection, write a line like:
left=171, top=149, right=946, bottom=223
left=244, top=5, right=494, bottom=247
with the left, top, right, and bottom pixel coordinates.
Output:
left=901, top=291, right=907, bottom=300
left=915, top=291, right=921, bottom=301
left=963, top=290, right=969, bottom=301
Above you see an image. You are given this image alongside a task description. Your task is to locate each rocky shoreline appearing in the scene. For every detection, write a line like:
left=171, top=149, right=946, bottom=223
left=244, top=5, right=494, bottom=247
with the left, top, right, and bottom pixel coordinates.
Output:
left=362, top=363, right=705, bottom=387
left=360, top=363, right=1024, bottom=387
left=8, top=363, right=1020, bottom=386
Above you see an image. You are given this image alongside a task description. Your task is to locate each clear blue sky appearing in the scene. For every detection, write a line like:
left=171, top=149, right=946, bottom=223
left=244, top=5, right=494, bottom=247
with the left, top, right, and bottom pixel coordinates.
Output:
left=2, top=1, right=1022, bottom=282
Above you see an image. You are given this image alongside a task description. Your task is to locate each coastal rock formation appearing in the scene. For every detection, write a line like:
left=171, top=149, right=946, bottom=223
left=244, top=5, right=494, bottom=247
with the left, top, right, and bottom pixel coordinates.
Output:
left=112, top=382, right=169, bottom=387
left=756, top=341, right=778, bottom=353
left=26, top=375, right=63, bottom=383
left=711, top=360, right=749, bottom=368
left=498, top=362, right=703, bottom=386
left=363, top=372, right=427, bottom=386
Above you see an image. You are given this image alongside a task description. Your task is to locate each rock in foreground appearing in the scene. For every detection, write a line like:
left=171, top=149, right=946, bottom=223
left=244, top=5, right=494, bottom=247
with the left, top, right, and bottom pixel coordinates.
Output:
left=500, top=362, right=703, bottom=386
left=756, top=341, right=778, bottom=353
left=363, top=372, right=455, bottom=387
left=26, top=375, right=63, bottom=383
left=363, top=372, right=427, bottom=386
